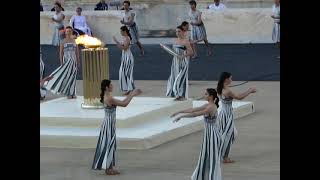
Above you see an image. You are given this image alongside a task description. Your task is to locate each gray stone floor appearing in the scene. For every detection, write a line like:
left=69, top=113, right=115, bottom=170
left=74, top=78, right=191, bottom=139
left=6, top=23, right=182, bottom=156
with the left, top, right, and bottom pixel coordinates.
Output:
left=40, top=80, right=280, bottom=180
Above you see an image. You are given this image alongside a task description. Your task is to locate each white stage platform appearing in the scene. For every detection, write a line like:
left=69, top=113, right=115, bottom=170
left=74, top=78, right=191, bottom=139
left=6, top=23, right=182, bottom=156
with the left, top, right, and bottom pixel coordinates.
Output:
left=40, top=97, right=255, bottom=149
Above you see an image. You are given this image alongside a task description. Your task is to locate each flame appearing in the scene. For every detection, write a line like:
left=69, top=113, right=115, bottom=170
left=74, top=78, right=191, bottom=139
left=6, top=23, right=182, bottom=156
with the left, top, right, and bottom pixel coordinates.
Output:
left=75, top=35, right=103, bottom=48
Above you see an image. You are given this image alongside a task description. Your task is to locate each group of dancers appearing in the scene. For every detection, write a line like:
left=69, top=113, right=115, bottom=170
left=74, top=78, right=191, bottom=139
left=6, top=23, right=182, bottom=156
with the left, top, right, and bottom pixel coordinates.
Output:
left=40, top=0, right=213, bottom=99
left=91, top=71, right=256, bottom=179
left=40, top=1, right=279, bottom=179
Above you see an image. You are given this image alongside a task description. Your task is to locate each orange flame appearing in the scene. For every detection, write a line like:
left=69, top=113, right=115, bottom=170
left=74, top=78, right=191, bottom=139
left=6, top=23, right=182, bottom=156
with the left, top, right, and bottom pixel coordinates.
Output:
left=75, top=35, right=103, bottom=48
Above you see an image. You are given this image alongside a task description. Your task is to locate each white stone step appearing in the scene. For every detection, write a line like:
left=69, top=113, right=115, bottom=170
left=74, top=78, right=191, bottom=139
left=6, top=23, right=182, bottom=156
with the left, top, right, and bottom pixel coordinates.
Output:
left=40, top=99, right=254, bottom=149
left=40, top=96, right=192, bottom=128
left=40, top=115, right=203, bottom=149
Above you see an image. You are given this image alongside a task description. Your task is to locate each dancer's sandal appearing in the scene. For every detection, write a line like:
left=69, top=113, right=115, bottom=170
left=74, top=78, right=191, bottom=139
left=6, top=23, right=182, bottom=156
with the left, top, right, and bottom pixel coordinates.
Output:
left=105, top=169, right=120, bottom=175
left=223, top=158, right=235, bottom=163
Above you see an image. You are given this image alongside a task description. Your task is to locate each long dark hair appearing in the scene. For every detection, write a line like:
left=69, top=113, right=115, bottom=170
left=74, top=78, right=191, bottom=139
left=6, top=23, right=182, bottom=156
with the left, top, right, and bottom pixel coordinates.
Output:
left=206, top=88, right=219, bottom=108
left=217, top=72, right=232, bottom=95
left=181, top=21, right=189, bottom=27
left=120, top=26, right=132, bottom=41
left=123, top=0, right=131, bottom=6
left=100, top=79, right=111, bottom=103
left=65, top=26, right=73, bottom=30
left=54, top=2, right=62, bottom=9
left=189, top=0, right=197, bottom=6
left=176, top=25, right=184, bottom=31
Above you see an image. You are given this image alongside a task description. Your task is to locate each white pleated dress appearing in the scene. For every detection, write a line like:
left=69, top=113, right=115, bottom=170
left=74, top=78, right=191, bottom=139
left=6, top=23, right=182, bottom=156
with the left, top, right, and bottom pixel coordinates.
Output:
left=191, top=111, right=222, bottom=180
left=92, top=105, right=117, bottom=170
left=272, top=4, right=280, bottom=43
left=45, top=42, right=78, bottom=97
left=166, top=44, right=189, bottom=98
left=217, top=94, right=237, bottom=159
left=119, top=37, right=135, bottom=92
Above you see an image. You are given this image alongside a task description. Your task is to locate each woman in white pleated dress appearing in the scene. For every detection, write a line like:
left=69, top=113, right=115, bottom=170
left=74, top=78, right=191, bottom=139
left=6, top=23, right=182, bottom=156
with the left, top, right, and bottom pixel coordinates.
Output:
left=216, top=72, right=256, bottom=163
left=172, top=88, right=222, bottom=180
left=92, top=79, right=142, bottom=175
left=46, top=26, right=80, bottom=99
left=165, top=25, right=194, bottom=101
left=113, top=26, right=136, bottom=95
left=271, top=0, right=280, bottom=59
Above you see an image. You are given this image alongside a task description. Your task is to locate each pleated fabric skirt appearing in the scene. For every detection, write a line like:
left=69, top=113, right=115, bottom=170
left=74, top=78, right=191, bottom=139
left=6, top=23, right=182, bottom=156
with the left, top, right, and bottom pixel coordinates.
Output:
left=40, top=54, right=45, bottom=80
left=218, top=105, right=237, bottom=159
left=191, top=122, right=222, bottom=180
left=92, top=107, right=117, bottom=170
left=272, top=22, right=280, bottom=42
left=119, top=49, right=135, bottom=92
left=166, top=56, right=189, bottom=98
left=45, top=57, right=77, bottom=97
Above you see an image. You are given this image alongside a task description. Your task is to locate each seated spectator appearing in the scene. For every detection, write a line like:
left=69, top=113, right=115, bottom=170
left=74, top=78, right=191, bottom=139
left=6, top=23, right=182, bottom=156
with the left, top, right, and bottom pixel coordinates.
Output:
left=207, top=0, right=226, bottom=10
left=94, top=0, right=109, bottom=10
left=70, top=7, right=92, bottom=36
left=51, top=1, right=65, bottom=11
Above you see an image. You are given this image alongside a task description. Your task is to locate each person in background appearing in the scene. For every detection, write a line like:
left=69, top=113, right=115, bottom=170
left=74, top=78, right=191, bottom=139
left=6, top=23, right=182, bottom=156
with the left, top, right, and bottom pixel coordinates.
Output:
left=94, top=0, right=109, bottom=10
left=40, top=1, right=44, bottom=11
left=51, top=1, right=65, bottom=11
left=164, top=25, right=194, bottom=101
left=271, top=0, right=280, bottom=59
left=188, top=0, right=212, bottom=58
left=120, top=1, right=145, bottom=56
left=51, top=2, right=65, bottom=46
left=207, top=0, right=226, bottom=10
left=70, top=7, right=92, bottom=36
left=46, top=26, right=80, bottom=99
left=113, top=26, right=136, bottom=95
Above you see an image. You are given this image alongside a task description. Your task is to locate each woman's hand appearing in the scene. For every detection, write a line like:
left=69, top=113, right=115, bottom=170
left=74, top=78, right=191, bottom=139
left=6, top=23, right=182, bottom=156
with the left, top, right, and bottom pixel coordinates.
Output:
left=171, top=112, right=179, bottom=118
left=130, top=89, right=142, bottom=96
left=249, top=86, right=257, bottom=93
left=173, top=116, right=182, bottom=123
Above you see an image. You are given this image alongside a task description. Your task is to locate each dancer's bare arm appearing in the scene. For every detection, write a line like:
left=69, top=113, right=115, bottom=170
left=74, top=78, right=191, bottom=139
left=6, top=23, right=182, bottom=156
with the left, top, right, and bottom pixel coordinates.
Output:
left=106, top=89, right=142, bottom=107
left=182, top=41, right=194, bottom=57
left=225, top=87, right=256, bottom=100
left=171, top=104, right=207, bottom=117
left=173, top=105, right=216, bottom=122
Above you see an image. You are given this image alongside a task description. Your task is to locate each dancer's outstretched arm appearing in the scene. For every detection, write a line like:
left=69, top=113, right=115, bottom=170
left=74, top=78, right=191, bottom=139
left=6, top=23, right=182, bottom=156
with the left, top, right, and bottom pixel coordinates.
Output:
left=107, top=89, right=142, bottom=107
left=226, top=87, right=256, bottom=100
left=173, top=105, right=216, bottom=123
left=171, top=104, right=207, bottom=117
